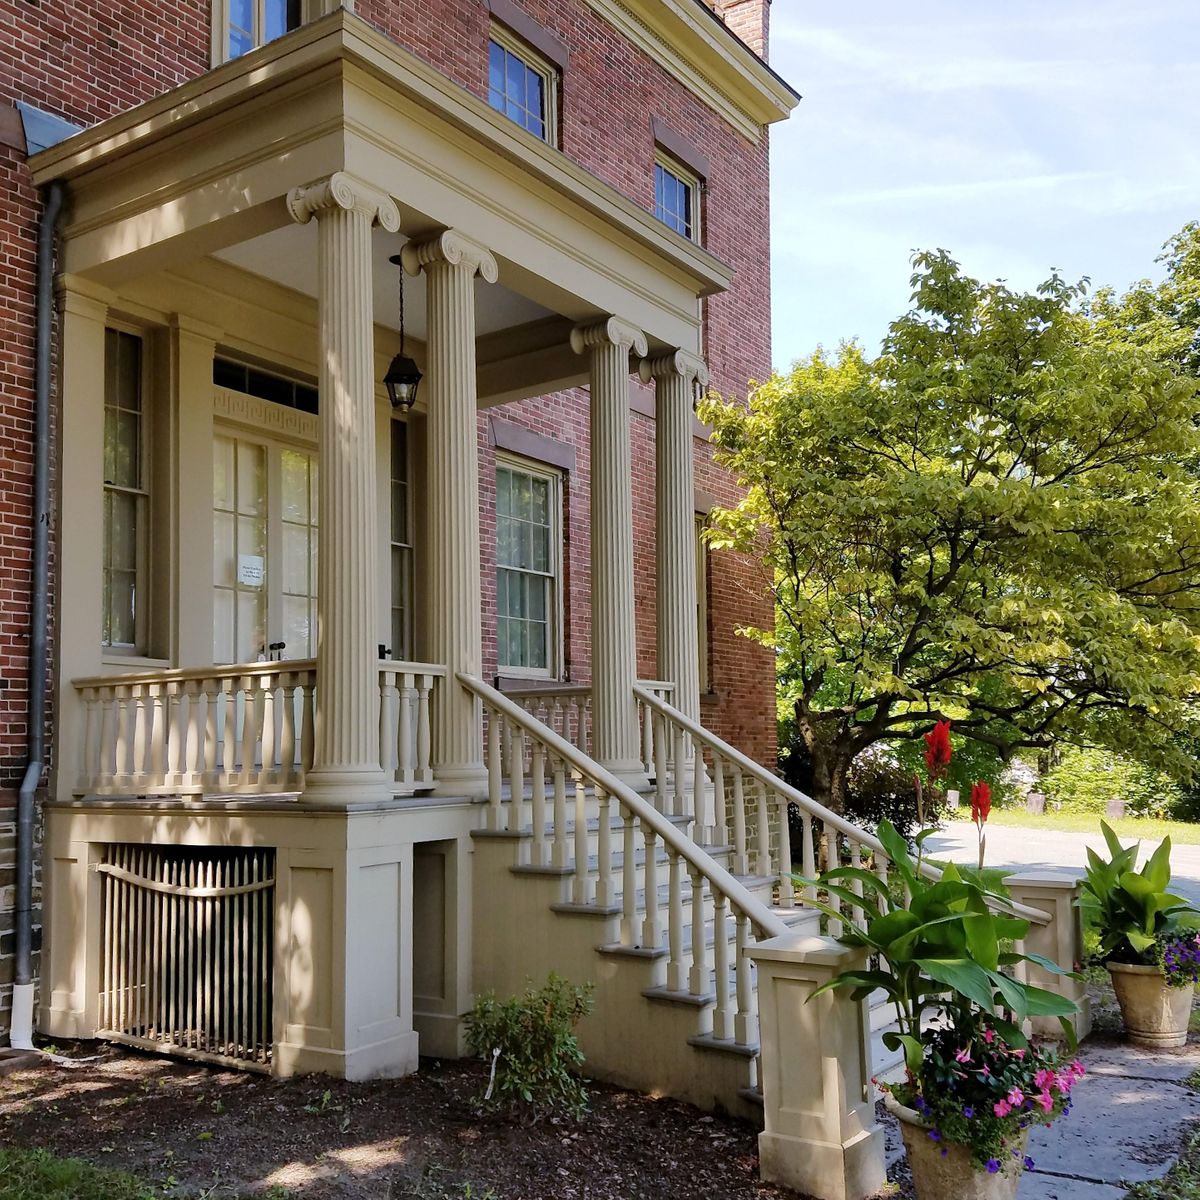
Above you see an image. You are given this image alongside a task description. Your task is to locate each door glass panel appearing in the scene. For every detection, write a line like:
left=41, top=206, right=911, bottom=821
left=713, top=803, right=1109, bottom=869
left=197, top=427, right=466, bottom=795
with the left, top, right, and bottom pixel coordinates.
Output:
left=213, top=435, right=267, bottom=664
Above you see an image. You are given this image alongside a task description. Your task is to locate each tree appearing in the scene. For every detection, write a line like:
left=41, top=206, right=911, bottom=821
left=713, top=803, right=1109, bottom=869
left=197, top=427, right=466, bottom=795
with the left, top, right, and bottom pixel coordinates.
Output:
left=701, top=248, right=1200, bottom=814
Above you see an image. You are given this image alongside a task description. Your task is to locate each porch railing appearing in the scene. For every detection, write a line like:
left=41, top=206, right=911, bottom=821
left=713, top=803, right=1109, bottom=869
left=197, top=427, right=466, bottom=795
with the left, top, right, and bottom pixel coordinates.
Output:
left=72, top=659, right=444, bottom=799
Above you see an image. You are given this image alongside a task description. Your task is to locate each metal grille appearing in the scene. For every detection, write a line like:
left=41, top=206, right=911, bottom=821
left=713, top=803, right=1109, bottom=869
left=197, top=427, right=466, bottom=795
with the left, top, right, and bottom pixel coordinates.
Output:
left=98, top=844, right=275, bottom=1070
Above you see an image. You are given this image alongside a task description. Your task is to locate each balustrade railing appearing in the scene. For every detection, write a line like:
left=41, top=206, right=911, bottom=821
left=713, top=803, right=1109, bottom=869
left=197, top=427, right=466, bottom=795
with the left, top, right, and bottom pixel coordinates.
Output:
left=633, top=685, right=1050, bottom=930
left=461, top=673, right=787, bottom=1060
left=73, top=659, right=444, bottom=799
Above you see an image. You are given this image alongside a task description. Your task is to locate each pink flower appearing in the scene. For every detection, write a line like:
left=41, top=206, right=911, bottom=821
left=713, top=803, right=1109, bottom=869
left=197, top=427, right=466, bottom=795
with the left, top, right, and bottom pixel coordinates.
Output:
left=955, top=1048, right=971, bottom=1064
left=1071, top=1060, right=1086, bottom=1078
left=1012, top=1048, right=1025, bottom=1060
left=1034, top=1068, right=1056, bottom=1091
left=1038, top=1091, right=1054, bottom=1113
left=993, top=1100, right=1011, bottom=1118
left=983, top=1029, right=995, bottom=1044
left=1007, top=1088, right=1024, bottom=1106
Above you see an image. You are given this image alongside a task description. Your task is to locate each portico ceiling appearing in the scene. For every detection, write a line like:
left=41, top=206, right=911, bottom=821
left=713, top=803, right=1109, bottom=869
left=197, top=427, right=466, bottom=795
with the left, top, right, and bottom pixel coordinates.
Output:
left=215, top=223, right=553, bottom=342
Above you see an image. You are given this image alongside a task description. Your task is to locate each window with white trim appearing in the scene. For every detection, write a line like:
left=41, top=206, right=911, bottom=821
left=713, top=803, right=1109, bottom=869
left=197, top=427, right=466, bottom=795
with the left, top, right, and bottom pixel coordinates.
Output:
left=214, top=0, right=303, bottom=62
left=488, top=25, right=558, bottom=144
left=103, top=329, right=150, bottom=652
left=390, top=419, right=415, bottom=661
left=495, top=459, right=561, bottom=676
left=654, top=154, right=700, bottom=242
left=696, top=513, right=710, bottom=692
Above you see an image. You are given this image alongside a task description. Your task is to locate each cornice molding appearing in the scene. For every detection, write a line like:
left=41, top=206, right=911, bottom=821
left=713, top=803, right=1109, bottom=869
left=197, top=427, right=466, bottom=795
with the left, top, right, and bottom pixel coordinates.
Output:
left=584, top=0, right=798, bottom=141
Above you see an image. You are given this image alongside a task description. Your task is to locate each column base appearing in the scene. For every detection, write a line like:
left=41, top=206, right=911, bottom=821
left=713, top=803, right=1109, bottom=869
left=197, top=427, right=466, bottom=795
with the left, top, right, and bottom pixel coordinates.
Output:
left=759, top=1126, right=886, bottom=1200
left=599, top=759, right=652, bottom=792
left=301, top=766, right=393, bottom=807
left=274, top=1028, right=420, bottom=1081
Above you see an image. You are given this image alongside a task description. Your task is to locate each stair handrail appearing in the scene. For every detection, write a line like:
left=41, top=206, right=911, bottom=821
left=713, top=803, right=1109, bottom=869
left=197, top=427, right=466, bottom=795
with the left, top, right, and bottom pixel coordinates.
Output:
left=459, top=673, right=790, bottom=940
left=633, top=685, right=1050, bottom=927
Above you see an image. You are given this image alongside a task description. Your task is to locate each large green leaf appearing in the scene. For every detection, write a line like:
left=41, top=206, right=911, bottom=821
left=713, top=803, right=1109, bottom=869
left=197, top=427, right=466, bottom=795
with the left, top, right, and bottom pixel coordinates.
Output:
left=882, top=1031, right=926, bottom=1072
left=1144, top=836, right=1173, bottom=894
left=916, top=957, right=997, bottom=1013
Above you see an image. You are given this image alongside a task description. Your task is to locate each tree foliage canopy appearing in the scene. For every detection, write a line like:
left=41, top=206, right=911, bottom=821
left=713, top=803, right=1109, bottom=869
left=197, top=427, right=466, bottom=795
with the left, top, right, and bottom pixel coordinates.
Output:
left=701, top=240, right=1200, bottom=811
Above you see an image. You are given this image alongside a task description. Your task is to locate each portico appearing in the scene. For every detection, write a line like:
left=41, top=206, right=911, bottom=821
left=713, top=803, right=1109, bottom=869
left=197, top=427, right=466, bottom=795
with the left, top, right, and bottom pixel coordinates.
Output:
left=32, top=8, right=725, bottom=1078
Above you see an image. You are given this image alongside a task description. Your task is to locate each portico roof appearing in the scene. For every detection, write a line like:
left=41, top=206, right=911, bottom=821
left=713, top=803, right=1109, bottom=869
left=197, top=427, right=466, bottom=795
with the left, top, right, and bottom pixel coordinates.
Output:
left=28, top=9, right=737, bottom=353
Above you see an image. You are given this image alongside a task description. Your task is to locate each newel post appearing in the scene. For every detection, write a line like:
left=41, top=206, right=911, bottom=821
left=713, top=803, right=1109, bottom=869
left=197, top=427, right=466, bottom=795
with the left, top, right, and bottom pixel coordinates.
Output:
left=748, top=933, right=887, bottom=1200
left=1009, top=872, right=1092, bottom=1041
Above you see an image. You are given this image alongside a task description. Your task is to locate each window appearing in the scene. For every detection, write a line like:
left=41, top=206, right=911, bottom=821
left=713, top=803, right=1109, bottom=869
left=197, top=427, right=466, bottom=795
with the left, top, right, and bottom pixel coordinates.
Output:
left=695, top=514, right=710, bottom=692
left=488, top=26, right=557, bottom=143
left=214, top=357, right=318, bottom=414
left=103, top=330, right=150, bottom=652
left=654, top=156, right=700, bottom=241
left=390, top=420, right=414, bottom=661
left=496, top=460, right=561, bottom=676
left=217, top=0, right=301, bottom=62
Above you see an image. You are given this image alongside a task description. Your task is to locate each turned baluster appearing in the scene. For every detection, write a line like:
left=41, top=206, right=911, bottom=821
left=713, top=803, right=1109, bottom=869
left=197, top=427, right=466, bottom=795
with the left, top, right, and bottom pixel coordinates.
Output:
left=849, top=841, right=865, bottom=928
left=653, top=712, right=668, bottom=813
left=712, top=892, right=733, bottom=1040
left=754, top=780, right=770, bottom=876
left=551, top=757, right=569, bottom=869
left=572, top=771, right=591, bottom=905
left=688, top=866, right=711, bottom=1023
left=734, top=914, right=758, bottom=1046
left=667, top=849, right=685, bottom=993
left=801, top=810, right=818, bottom=901
left=595, top=788, right=613, bottom=907
left=641, top=826, right=662, bottom=950
left=731, top=772, right=748, bottom=875
left=777, top=792, right=795, bottom=908
left=415, top=675, right=433, bottom=786
left=487, top=708, right=503, bottom=832
left=530, top=742, right=547, bottom=867
left=620, top=812, right=638, bottom=946
left=823, top=824, right=843, bottom=938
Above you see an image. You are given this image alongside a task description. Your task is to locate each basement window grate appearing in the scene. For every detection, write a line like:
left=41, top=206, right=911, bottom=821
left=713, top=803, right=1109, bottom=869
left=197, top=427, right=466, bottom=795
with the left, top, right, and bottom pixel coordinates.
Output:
left=97, top=844, right=275, bottom=1071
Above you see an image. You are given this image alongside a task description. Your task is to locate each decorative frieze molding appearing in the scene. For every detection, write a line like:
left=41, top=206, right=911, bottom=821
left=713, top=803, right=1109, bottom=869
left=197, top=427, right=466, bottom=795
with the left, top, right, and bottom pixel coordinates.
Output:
left=212, top=388, right=318, bottom=442
left=286, top=171, right=401, bottom=232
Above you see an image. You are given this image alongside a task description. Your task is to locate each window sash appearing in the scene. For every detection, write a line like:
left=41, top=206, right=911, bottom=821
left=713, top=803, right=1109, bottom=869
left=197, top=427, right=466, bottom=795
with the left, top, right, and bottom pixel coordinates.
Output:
left=223, top=0, right=301, bottom=60
left=390, top=419, right=414, bottom=661
left=654, top=158, right=699, bottom=241
left=487, top=26, right=556, bottom=144
left=102, top=329, right=149, bottom=652
left=495, top=461, right=560, bottom=676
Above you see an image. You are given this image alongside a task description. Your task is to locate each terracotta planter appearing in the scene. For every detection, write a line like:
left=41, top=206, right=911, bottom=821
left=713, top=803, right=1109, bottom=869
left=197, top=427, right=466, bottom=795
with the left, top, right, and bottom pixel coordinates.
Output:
left=1108, top=961, right=1194, bottom=1049
left=885, top=1093, right=1028, bottom=1200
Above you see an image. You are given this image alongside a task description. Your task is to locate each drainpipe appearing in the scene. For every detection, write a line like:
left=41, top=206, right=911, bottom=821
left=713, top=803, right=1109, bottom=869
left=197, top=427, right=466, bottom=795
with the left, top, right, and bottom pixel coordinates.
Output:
left=10, top=178, right=65, bottom=1050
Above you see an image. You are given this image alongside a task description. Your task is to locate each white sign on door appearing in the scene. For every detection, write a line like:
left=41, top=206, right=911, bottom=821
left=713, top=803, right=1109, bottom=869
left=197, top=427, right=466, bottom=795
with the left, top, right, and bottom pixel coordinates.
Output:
left=237, top=554, right=265, bottom=588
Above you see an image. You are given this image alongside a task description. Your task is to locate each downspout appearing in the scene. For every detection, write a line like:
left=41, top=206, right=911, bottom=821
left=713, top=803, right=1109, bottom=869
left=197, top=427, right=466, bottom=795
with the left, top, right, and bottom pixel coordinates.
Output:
left=10, top=178, right=65, bottom=1050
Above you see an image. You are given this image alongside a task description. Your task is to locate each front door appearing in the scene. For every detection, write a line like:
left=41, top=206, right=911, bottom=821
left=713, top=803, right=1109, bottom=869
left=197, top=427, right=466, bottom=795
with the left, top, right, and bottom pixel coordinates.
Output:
left=213, top=431, right=318, bottom=664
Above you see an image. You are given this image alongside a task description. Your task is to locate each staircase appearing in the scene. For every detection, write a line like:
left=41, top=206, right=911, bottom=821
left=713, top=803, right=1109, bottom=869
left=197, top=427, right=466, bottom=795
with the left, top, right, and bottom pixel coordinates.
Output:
left=463, top=676, right=1046, bottom=1119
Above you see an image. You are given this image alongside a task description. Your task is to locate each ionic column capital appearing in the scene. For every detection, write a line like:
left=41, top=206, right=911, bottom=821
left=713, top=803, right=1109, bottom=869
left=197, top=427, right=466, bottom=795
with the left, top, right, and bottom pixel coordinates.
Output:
left=570, top=316, right=648, bottom=358
left=638, top=348, right=709, bottom=390
left=401, top=229, right=499, bottom=283
left=286, top=171, right=401, bottom=232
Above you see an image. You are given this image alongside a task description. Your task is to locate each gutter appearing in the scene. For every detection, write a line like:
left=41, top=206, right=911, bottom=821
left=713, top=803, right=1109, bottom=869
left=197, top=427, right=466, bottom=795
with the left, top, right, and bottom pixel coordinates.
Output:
left=10, top=176, right=65, bottom=1050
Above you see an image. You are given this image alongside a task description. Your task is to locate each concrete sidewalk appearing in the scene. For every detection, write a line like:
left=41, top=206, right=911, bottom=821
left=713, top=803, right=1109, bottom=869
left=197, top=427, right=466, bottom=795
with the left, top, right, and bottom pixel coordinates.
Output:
left=881, top=1036, right=1200, bottom=1198
left=1020, top=1039, right=1200, bottom=1198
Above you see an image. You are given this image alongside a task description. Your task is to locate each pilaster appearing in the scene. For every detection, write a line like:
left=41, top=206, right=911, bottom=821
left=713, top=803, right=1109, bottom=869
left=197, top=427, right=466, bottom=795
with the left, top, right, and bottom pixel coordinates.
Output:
left=288, top=172, right=400, bottom=804
left=403, top=230, right=498, bottom=796
left=571, top=317, right=648, bottom=782
left=640, top=349, right=708, bottom=725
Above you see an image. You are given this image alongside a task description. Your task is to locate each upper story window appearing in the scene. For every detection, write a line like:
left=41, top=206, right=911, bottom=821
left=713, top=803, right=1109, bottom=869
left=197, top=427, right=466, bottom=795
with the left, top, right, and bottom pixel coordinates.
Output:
left=215, top=0, right=302, bottom=62
left=488, top=25, right=558, bottom=144
left=654, top=155, right=700, bottom=241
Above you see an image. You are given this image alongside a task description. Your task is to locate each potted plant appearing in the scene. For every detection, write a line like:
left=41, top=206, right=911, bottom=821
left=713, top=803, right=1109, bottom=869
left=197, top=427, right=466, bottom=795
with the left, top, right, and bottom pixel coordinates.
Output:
left=1080, top=821, right=1200, bottom=1048
left=804, top=815, right=1083, bottom=1199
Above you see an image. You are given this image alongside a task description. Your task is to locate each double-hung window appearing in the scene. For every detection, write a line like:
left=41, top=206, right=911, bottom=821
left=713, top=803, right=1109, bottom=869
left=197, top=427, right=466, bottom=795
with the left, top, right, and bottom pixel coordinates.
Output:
left=216, top=0, right=302, bottom=62
left=488, top=26, right=558, bottom=144
left=102, top=329, right=150, bottom=653
left=496, top=459, right=561, bottom=676
left=654, top=155, right=700, bottom=242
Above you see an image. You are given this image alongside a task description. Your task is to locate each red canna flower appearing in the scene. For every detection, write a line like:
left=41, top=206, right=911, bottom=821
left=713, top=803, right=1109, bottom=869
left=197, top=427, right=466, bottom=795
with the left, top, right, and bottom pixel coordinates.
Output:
left=923, top=719, right=953, bottom=781
left=971, top=781, right=992, bottom=824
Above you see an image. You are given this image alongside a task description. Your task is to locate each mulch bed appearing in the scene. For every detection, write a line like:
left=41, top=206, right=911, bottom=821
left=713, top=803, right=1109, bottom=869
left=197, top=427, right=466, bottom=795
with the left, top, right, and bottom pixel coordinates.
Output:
left=0, top=1042, right=816, bottom=1199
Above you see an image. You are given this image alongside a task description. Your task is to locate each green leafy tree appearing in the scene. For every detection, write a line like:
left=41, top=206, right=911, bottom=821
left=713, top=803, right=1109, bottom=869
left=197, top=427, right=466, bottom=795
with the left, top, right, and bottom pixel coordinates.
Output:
left=701, top=249, right=1200, bottom=814
left=1042, top=745, right=1183, bottom=819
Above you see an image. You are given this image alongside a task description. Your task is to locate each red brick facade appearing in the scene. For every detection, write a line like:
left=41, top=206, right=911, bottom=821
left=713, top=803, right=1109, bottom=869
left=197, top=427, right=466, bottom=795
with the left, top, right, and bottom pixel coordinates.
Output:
left=0, top=0, right=779, bottom=1028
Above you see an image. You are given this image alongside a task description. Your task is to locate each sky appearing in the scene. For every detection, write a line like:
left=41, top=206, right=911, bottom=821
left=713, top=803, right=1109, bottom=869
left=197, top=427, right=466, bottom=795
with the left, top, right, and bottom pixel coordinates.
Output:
left=767, top=1, right=1200, bottom=370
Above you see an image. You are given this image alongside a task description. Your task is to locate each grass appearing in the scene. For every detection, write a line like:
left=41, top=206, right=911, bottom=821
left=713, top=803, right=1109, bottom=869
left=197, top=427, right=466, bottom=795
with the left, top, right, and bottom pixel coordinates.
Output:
left=1125, top=1129, right=1200, bottom=1198
left=0, top=1148, right=293, bottom=1200
left=964, top=806, right=1200, bottom=846
left=0, top=1149, right=158, bottom=1200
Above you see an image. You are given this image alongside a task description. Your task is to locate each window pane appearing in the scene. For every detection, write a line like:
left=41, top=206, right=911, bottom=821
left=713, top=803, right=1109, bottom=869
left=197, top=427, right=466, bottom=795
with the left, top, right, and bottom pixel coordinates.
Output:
left=231, top=0, right=252, bottom=31
left=489, top=41, right=506, bottom=98
left=265, top=0, right=292, bottom=41
left=280, top=448, right=309, bottom=522
left=228, top=26, right=253, bottom=58
left=495, top=465, right=557, bottom=671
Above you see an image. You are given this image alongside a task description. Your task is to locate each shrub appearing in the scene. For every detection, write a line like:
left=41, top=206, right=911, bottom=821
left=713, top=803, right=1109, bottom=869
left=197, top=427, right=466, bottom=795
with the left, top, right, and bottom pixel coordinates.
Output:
left=464, top=974, right=594, bottom=1118
left=1042, top=746, right=1181, bottom=818
left=844, top=753, right=946, bottom=841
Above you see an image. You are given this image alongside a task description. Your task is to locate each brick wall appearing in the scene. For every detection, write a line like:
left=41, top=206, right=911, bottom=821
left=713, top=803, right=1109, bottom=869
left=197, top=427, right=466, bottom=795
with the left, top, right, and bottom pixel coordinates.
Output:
left=0, top=0, right=778, bottom=1034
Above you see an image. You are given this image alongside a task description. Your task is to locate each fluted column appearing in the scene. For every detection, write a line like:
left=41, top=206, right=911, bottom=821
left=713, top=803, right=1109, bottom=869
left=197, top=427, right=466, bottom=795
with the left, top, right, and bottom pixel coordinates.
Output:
left=640, top=350, right=709, bottom=725
left=403, top=230, right=498, bottom=795
left=288, top=172, right=400, bottom=804
left=571, top=317, right=648, bottom=782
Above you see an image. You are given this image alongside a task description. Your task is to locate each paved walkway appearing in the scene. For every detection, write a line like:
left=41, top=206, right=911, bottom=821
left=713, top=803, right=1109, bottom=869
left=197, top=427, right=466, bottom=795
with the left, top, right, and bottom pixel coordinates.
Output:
left=927, top=820, right=1200, bottom=906
left=1021, top=1040, right=1200, bottom=1197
